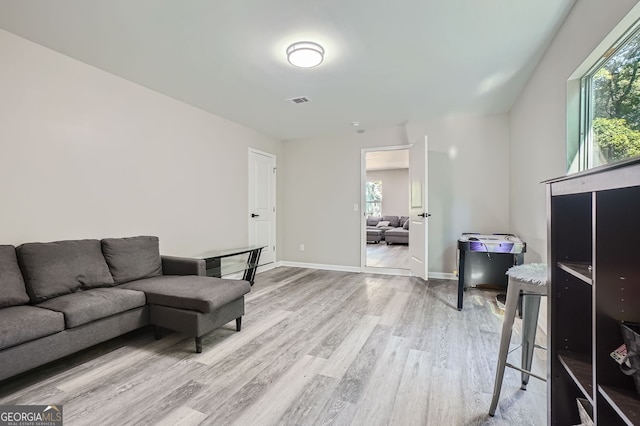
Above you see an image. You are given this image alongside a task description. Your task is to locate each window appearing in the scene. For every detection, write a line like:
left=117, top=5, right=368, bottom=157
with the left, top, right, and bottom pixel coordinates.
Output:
left=580, top=22, right=640, bottom=170
left=365, top=181, right=382, bottom=216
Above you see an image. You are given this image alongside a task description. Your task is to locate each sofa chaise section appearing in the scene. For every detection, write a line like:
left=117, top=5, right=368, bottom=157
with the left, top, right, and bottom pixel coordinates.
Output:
left=366, top=215, right=409, bottom=243
left=385, top=218, right=409, bottom=245
left=104, top=237, right=251, bottom=353
left=121, top=275, right=250, bottom=353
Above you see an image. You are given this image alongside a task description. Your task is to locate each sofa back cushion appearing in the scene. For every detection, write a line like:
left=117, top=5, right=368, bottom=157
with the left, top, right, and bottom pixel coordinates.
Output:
left=399, top=216, right=409, bottom=227
left=101, top=236, right=162, bottom=284
left=382, top=215, right=399, bottom=228
left=17, top=239, right=115, bottom=302
left=366, top=216, right=381, bottom=226
left=0, top=245, right=30, bottom=308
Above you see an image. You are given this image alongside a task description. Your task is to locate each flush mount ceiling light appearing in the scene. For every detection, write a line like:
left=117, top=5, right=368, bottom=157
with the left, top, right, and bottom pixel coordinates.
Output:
left=286, top=41, right=324, bottom=68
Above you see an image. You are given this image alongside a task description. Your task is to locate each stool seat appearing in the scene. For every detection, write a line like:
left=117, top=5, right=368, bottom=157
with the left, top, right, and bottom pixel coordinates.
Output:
left=489, top=263, right=548, bottom=417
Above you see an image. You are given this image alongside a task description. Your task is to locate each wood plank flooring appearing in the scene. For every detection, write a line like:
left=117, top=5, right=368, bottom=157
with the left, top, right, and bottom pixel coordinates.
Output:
left=0, top=267, right=547, bottom=425
left=366, top=243, right=410, bottom=269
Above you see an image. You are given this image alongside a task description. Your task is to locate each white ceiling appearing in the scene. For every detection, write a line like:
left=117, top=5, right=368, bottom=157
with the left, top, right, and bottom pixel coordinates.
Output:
left=0, top=0, right=575, bottom=141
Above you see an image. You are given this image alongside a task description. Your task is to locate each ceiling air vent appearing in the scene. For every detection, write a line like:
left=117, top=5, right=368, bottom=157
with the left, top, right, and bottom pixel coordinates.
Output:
left=286, top=96, right=311, bottom=104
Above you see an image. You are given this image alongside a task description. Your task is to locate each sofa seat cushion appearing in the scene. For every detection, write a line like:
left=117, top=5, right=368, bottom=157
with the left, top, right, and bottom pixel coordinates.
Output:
left=17, top=239, right=115, bottom=302
left=0, top=245, right=30, bottom=308
left=0, top=306, right=65, bottom=350
left=120, top=275, right=250, bottom=314
left=36, top=288, right=147, bottom=328
left=101, top=236, right=162, bottom=284
left=385, top=228, right=409, bottom=236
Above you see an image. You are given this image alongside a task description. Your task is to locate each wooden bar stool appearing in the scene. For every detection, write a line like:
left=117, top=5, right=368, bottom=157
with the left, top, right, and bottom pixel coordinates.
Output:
left=489, top=263, right=548, bottom=417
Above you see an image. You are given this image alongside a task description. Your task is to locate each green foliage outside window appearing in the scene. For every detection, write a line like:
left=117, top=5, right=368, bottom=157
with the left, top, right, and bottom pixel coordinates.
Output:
left=588, top=27, right=640, bottom=166
left=365, top=181, right=382, bottom=216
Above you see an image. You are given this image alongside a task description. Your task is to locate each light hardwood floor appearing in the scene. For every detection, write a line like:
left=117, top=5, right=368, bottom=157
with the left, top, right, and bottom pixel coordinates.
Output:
left=0, top=268, right=547, bottom=425
left=366, top=243, right=410, bottom=269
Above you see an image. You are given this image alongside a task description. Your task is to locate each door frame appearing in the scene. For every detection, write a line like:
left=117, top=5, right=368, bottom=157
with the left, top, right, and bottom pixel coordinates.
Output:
left=361, top=145, right=412, bottom=276
left=248, top=148, right=277, bottom=266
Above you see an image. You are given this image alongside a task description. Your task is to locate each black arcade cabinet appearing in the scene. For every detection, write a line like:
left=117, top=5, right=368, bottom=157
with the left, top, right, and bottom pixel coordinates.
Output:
left=457, top=233, right=526, bottom=310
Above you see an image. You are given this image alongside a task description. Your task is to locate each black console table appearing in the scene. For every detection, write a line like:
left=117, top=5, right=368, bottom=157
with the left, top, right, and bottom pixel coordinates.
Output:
left=195, top=245, right=264, bottom=285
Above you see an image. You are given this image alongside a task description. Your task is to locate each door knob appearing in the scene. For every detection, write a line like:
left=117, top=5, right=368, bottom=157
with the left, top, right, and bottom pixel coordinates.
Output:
left=418, top=213, right=431, bottom=218
left=251, top=213, right=260, bottom=218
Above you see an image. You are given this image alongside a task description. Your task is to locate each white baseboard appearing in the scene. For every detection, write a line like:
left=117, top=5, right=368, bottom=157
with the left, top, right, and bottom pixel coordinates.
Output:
left=428, top=272, right=457, bottom=280
left=278, top=261, right=361, bottom=273
left=361, top=266, right=411, bottom=276
left=257, top=262, right=278, bottom=274
left=275, top=261, right=456, bottom=280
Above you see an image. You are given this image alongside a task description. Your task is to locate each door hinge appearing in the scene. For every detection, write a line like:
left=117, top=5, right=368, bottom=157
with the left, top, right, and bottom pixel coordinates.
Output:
left=273, top=207, right=276, bottom=213
left=273, top=167, right=277, bottom=173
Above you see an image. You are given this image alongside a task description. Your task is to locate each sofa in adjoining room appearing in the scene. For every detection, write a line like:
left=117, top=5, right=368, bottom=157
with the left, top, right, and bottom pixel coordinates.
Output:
left=366, top=215, right=409, bottom=244
left=385, top=221, right=409, bottom=245
left=0, top=235, right=250, bottom=383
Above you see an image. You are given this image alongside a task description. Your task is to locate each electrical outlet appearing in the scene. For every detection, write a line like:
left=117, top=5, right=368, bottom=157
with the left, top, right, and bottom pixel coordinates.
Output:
left=299, top=244, right=305, bottom=251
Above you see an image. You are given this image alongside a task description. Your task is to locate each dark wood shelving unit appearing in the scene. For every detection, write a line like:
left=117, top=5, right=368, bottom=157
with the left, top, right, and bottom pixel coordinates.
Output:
left=558, top=261, right=593, bottom=285
left=600, top=385, right=640, bottom=425
left=547, top=158, right=640, bottom=425
left=559, top=352, right=594, bottom=403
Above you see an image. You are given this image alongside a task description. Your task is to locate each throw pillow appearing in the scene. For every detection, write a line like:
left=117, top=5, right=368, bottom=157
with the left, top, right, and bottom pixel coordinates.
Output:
left=403, top=220, right=409, bottom=230
left=376, top=221, right=391, bottom=228
left=101, top=236, right=163, bottom=284
left=0, top=245, right=30, bottom=308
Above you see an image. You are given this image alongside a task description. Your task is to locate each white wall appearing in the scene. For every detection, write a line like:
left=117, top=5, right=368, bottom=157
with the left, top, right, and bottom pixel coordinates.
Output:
left=366, top=169, right=409, bottom=217
left=509, top=0, right=639, bottom=264
left=406, top=114, right=511, bottom=274
left=282, top=114, right=510, bottom=274
left=281, top=126, right=406, bottom=267
left=0, top=29, right=282, bottom=257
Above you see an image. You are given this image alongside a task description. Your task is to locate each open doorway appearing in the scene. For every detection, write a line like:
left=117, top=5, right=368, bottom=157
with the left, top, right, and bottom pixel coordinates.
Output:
left=362, top=147, right=411, bottom=271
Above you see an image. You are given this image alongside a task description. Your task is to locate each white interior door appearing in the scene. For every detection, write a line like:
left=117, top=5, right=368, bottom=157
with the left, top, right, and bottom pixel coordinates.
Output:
left=248, top=149, right=276, bottom=265
left=409, top=136, right=429, bottom=279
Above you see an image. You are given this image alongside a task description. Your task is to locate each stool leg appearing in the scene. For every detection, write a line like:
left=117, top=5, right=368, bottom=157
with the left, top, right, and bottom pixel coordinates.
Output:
left=489, top=282, right=521, bottom=416
left=520, top=294, right=541, bottom=390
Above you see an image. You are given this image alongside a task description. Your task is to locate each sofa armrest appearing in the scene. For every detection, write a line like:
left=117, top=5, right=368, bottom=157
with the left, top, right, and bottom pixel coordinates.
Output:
left=161, top=255, right=206, bottom=276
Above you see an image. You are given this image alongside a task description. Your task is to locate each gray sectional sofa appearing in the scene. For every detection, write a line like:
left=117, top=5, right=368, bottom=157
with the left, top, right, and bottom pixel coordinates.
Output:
left=0, top=236, right=250, bottom=382
left=366, top=215, right=409, bottom=245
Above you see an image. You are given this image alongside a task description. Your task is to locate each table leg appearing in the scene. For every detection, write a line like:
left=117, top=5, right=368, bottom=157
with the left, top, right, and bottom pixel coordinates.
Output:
left=242, top=248, right=263, bottom=286
left=457, top=250, right=466, bottom=311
